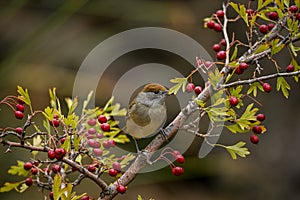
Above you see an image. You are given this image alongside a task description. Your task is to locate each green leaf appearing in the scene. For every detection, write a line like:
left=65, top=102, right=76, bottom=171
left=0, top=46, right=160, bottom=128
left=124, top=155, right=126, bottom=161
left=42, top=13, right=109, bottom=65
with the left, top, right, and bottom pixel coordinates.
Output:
left=0, top=181, right=23, bottom=193
left=82, top=91, right=94, bottom=115
left=289, top=43, right=300, bottom=57
left=276, top=77, right=291, bottom=99
left=254, top=43, right=270, bottom=54
left=229, top=2, right=248, bottom=26
left=295, top=0, right=300, bottom=8
left=169, top=77, right=188, bottom=95
left=43, top=106, right=54, bottom=120
left=260, top=0, right=273, bottom=10
left=19, top=183, right=29, bottom=193
left=119, top=153, right=136, bottom=168
left=284, top=0, right=290, bottom=7
left=230, top=45, right=239, bottom=61
left=196, top=100, right=206, bottom=108
left=65, top=97, right=78, bottom=116
left=49, top=88, right=61, bottom=113
left=275, top=0, right=284, bottom=10
left=224, top=141, right=250, bottom=160
left=32, top=135, right=42, bottom=157
left=138, top=195, right=143, bottom=200
left=291, top=58, right=300, bottom=82
left=270, top=38, right=285, bottom=56
left=8, top=161, right=29, bottom=177
left=247, top=82, right=264, bottom=97
left=63, top=113, right=79, bottom=129
left=17, top=86, right=32, bottom=111
left=208, top=68, right=222, bottom=89
left=111, top=103, right=127, bottom=116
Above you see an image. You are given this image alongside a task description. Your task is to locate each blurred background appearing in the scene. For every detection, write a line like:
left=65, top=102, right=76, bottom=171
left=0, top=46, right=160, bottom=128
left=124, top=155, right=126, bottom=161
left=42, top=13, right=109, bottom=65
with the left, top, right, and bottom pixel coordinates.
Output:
left=1, top=0, right=300, bottom=199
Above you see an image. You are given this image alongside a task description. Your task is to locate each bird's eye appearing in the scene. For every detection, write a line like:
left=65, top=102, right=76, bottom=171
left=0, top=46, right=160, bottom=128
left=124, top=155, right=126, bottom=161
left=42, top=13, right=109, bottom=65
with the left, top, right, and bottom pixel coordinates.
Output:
left=154, top=90, right=159, bottom=94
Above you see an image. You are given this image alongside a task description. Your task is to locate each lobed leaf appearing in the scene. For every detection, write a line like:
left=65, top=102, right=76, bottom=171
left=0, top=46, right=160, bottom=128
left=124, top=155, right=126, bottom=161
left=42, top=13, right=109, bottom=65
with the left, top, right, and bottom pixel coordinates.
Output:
left=276, top=77, right=291, bottom=99
left=169, top=77, right=188, bottom=95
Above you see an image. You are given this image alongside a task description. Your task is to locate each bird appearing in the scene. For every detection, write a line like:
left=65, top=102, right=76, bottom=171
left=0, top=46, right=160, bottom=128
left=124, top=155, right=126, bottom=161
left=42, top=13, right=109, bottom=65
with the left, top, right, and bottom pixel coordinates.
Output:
left=125, top=83, right=169, bottom=151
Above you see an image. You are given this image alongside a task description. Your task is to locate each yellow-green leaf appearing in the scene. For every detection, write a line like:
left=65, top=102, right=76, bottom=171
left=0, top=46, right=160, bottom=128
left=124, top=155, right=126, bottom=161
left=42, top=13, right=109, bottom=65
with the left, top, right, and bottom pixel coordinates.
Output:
left=8, top=161, right=29, bottom=177
left=276, top=77, right=291, bottom=98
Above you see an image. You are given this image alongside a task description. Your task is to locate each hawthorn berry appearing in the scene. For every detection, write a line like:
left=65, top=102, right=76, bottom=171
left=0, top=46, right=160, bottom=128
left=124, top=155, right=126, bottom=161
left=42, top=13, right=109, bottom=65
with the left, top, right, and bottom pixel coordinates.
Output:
left=55, top=148, right=66, bottom=160
left=256, top=114, right=265, bottom=121
left=93, top=148, right=103, bottom=156
left=15, top=111, right=24, bottom=119
left=102, top=140, right=110, bottom=149
left=213, top=44, right=221, bottom=52
left=262, top=83, right=271, bottom=93
left=112, top=162, right=122, bottom=171
left=16, top=104, right=24, bottom=112
left=268, top=11, right=279, bottom=20
left=246, top=9, right=254, bottom=17
left=176, top=155, right=185, bottom=164
left=108, top=168, right=118, bottom=177
left=48, top=150, right=56, bottom=160
left=50, top=119, right=60, bottom=127
left=81, top=196, right=89, bottom=200
left=117, top=185, right=126, bottom=194
left=229, top=96, right=239, bottom=107
left=17, top=97, right=25, bottom=104
left=296, top=13, right=300, bottom=20
left=52, top=164, right=61, bottom=173
left=24, top=162, right=33, bottom=170
left=108, top=139, right=116, bottom=147
left=239, top=62, right=248, bottom=70
left=96, top=133, right=103, bottom=139
left=206, top=21, right=215, bottom=29
left=235, top=67, right=244, bottom=75
left=253, top=126, right=262, bottom=134
left=216, top=10, right=224, bottom=18
left=98, top=115, right=107, bottom=124
left=289, top=5, right=298, bottom=13
left=44, top=167, right=50, bottom=174
left=268, top=23, right=275, bottom=31
left=217, top=50, right=226, bottom=60
left=213, top=23, right=222, bottom=32
left=194, top=86, right=202, bottom=95
left=101, top=123, right=110, bottom=132
left=186, top=83, right=195, bottom=93
left=15, top=127, right=23, bottom=134
left=88, top=118, right=97, bottom=126
left=172, top=150, right=181, bottom=157
left=88, top=165, right=96, bottom=172
left=172, top=166, right=184, bottom=176
left=60, top=137, right=66, bottom=144
left=88, top=128, right=96, bottom=135
left=259, top=24, right=269, bottom=34
left=286, top=64, right=294, bottom=72
left=25, top=177, right=33, bottom=186
left=220, top=38, right=226, bottom=46
left=250, top=134, right=259, bottom=144
left=49, top=192, right=54, bottom=200
left=31, top=168, right=38, bottom=175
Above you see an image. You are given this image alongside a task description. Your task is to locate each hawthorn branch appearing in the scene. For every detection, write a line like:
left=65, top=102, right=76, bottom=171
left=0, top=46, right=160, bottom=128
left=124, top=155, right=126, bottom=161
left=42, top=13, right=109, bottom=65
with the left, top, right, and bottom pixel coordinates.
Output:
left=221, top=70, right=300, bottom=88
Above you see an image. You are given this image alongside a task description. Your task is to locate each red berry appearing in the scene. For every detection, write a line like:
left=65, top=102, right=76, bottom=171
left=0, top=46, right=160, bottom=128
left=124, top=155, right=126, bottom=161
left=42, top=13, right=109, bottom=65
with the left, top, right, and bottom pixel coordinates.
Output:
left=235, top=67, right=244, bottom=75
left=17, top=97, right=25, bottom=104
left=98, top=115, right=107, bottom=124
left=246, top=9, right=254, bottom=16
left=100, top=123, right=110, bottom=132
left=102, top=140, right=110, bottom=149
left=206, top=21, right=215, bottom=29
left=213, top=44, right=221, bottom=52
left=296, top=13, right=300, bottom=20
left=25, top=177, right=33, bottom=186
left=15, top=127, right=23, bottom=134
left=60, top=137, right=66, bottom=144
left=88, top=165, right=96, bottom=172
left=49, top=192, right=54, bottom=200
left=268, top=12, right=278, bottom=20
left=15, top=111, right=24, bottom=119
left=55, top=148, right=66, bottom=160
left=176, top=155, right=185, bottom=164
left=268, top=23, right=275, bottom=31
left=52, top=164, right=61, bottom=173
left=48, top=150, right=56, bottom=160
left=256, top=114, right=265, bottom=121
left=216, top=10, right=224, bottom=18
left=31, top=168, right=38, bottom=175
left=24, top=162, right=33, bottom=170
left=88, top=128, right=96, bottom=134
left=289, top=5, right=298, bottom=13
left=16, top=104, right=25, bottom=112
left=87, top=139, right=96, bottom=147
left=112, top=162, right=122, bottom=171
left=217, top=50, right=226, bottom=60
left=108, top=139, right=116, bottom=148
left=93, top=148, right=103, bottom=156
left=239, top=62, right=248, bottom=70
left=194, top=86, right=202, bottom=95
left=81, top=196, right=89, bottom=200
left=186, top=83, right=195, bottom=93
left=108, top=168, right=118, bottom=177
left=44, top=167, right=50, bottom=174
left=96, top=133, right=103, bottom=139
left=172, top=150, right=181, bottom=158
left=50, top=119, right=60, bottom=127
left=286, top=64, right=294, bottom=72
left=229, top=96, right=239, bottom=107
left=262, top=83, right=271, bottom=93
left=117, top=185, right=126, bottom=194
left=220, top=38, right=226, bottom=46
left=88, top=118, right=97, bottom=126
left=213, top=23, right=222, bottom=32
left=250, top=134, right=259, bottom=144
left=259, top=24, right=269, bottom=34
left=253, top=126, right=262, bottom=134
left=172, top=166, right=184, bottom=176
